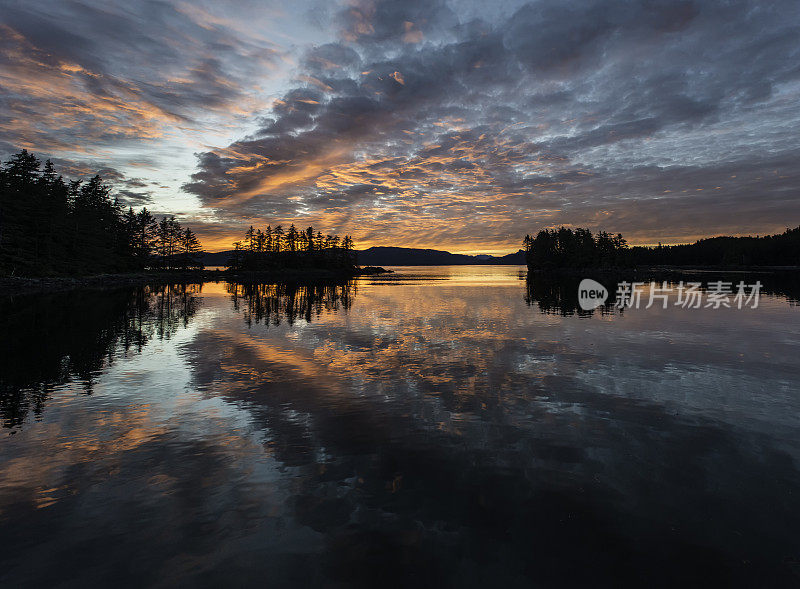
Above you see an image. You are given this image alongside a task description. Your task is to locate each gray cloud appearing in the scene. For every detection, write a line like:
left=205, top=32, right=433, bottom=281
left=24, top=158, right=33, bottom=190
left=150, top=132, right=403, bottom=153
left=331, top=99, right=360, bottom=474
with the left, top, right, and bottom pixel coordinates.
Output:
left=182, top=0, right=800, bottom=247
left=0, top=0, right=285, bottom=155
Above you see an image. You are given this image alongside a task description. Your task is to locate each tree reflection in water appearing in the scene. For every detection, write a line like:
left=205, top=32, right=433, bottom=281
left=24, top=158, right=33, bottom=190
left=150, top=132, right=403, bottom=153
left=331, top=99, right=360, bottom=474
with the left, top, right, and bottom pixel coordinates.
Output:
left=0, top=283, right=202, bottom=429
left=1, top=271, right=800, bottom=586
left=525, top=274, right=618, bottom=317
left=227, top=280, right=356, bottom=327
left=525, top=272, right=800, bottom=316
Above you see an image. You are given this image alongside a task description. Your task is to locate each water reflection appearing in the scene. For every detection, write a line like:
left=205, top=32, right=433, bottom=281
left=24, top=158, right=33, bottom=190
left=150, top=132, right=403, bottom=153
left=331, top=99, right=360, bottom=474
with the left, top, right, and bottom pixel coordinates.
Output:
left=1, top=269, right=800, bottom=587
left=0, top=283, right=201, bottom=429
left=525, top=271, right=800, bottom=316
left=525, top=274, right=618, bottom=316
left=227, top=280, right=356, bottom=327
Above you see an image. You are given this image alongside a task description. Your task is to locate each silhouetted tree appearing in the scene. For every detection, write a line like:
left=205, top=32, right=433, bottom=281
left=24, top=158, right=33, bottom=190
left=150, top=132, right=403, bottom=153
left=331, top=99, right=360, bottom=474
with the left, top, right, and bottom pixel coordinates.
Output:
left=156, top=216, right=180, bottom=269
left=0, top=150, right=204, bottom=276
left=287, top=224, right=299, bottom=252
left=178, top=228, right=202, bottom=269
left=124, top=207, right=158, bottom=267
left=227, top=223, right=358, bottom=272
left=305, top=226, right=315, bottom=251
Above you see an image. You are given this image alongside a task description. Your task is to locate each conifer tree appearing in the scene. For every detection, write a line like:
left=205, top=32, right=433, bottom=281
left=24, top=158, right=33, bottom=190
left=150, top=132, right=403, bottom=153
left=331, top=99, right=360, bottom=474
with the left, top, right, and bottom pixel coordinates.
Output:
left=0, top=150, right=202, bottom=275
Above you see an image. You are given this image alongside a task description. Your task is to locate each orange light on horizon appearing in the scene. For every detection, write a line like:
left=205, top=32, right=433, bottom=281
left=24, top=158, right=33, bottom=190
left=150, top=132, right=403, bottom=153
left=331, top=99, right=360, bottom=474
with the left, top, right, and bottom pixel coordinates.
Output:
left=196, top=229, right=777, bottom=257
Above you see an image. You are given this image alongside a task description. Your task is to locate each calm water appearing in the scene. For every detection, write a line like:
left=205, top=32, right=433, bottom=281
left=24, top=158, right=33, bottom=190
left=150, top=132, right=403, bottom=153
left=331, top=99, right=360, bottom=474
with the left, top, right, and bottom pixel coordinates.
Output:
left=2, top=266, right=800, bottom=587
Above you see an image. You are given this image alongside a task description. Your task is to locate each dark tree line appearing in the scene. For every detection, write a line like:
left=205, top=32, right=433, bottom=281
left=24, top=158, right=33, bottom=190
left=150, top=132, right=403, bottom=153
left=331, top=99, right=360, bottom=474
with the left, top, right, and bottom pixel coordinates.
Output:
left=627, top=227, right=800, bottom=267
left=524, top=227, right=629, bottom=270
left=229, top=224, right=357, bottom=271
left=0, top=149, right=202, bottom=276
left=524, top=226, right=800, bottom=270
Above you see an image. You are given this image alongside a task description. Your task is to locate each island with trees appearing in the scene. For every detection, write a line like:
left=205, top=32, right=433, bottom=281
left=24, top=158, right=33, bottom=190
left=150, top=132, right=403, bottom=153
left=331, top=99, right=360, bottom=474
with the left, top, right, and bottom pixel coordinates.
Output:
left=228, top=224, right=357, bottom=272
left=524, top=226, right=800, bottom=271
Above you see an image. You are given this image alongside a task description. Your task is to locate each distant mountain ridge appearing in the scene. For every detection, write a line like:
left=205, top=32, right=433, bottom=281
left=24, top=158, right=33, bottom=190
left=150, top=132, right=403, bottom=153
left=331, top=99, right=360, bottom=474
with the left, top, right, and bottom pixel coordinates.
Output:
left=356, top=247, right=525, bottom=266
left=201, top=247, right=526, bottom=267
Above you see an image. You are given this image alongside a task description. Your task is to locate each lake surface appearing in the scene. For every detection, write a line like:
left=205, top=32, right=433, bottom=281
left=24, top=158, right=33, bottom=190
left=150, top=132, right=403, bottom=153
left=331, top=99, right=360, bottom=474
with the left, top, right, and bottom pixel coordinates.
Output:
left=2, top=266, right=800, bottom=587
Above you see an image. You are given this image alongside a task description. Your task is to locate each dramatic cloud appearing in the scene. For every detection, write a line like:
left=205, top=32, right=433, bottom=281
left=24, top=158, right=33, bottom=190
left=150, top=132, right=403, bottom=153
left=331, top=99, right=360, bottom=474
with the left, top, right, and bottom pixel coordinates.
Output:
left=181, top=0, right=800, bottom=250
left=2, top=0, right=799, bottom=251
left=0, top=2, right=287, bottom=153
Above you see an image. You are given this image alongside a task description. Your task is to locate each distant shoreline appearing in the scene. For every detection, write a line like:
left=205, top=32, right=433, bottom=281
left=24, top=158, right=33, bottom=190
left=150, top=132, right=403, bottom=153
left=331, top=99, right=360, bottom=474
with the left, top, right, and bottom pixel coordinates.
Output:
left=4, top=264, right=799, bottom=296
left=0, top=266, right=391, bottom=296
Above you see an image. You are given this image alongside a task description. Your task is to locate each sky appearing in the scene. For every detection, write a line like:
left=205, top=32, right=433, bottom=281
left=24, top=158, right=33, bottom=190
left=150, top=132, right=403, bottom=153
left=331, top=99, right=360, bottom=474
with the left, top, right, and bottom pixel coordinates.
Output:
left=1, top=0, right=799, bottom=254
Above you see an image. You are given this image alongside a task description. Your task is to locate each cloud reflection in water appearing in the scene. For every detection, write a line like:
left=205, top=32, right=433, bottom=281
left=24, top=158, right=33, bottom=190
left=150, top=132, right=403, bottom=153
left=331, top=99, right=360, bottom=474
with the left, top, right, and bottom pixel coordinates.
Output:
left=1, top=268, right=800, bottom=586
